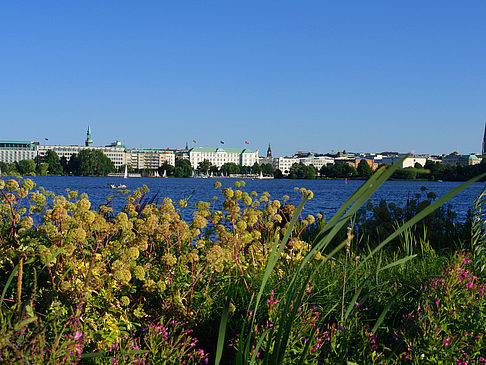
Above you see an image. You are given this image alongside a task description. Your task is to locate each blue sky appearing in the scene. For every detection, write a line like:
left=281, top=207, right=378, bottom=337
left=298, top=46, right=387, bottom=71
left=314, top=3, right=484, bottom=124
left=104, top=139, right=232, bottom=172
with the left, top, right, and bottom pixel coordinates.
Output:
left=1, top=1, right=485, bottom=157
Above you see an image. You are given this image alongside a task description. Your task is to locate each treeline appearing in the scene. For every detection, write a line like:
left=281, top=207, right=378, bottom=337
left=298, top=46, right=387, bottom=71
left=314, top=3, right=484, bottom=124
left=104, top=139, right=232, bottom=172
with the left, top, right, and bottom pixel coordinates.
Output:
left=0, top=149, right=115, bottom=176
left=281, top=158, right=486, bottom=180
left=159, top=160, right=275, bottom=178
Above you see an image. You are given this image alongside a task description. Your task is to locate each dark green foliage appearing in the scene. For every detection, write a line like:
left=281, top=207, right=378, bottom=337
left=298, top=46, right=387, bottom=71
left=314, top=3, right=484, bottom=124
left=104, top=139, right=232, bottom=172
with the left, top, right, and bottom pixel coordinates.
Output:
left=289, top=162, right=316, bottom=179
left=220, top=162, right=240, bottom=175
left=320, top=162, right=357, bottom=178
left=261, top=163, right=274, bottom=176
left=174, top=158, right=193, bottom=177
left=357, top=159, right=373, bottom=178
left=251, top=162, right=261, bottom=175
left=69, top=150, right=115, bottom=176
left=44, top=150, right=63, bottom=175
left=16, top=160, right=36, bottom=175
left=197, top=159, right=211, bottom=175
left=158, top=161, right=175, bottom=177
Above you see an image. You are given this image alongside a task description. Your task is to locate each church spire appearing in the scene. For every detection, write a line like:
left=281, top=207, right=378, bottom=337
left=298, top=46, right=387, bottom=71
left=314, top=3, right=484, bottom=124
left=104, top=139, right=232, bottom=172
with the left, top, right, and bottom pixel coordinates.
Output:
left=267, top=144, right=272, bottom=158
left=85, top=123, right=93, bottom=147
left=483, top=121, right=486, bottom=156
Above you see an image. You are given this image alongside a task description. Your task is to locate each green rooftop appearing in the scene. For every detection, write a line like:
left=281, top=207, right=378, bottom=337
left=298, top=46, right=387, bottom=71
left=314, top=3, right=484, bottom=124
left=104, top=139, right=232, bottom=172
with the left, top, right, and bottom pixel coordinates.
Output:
left=189, top=147, right=254, bottom=154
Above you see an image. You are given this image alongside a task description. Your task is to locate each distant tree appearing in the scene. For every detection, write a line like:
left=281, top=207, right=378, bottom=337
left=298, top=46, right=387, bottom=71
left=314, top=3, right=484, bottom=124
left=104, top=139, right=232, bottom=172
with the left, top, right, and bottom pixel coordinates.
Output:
left=221, top=163, right=240, bottom=176
left=273, top=169, right=283, bottom=179
left=357, top=159, right=373, bottom=178
left=38, top=163, right=49, bottom=176
left=175, top=158, right=193, bottom=177
left=73, top=150, right=115, bottom=176
left=392, top=167, right=417, bottom=180
left=209, top=165, right=219, bottom=175
left=321, top=162, right=356, bottom=178
left=60, top=156, right=69, bottom=174
left=289, top=163, right=316, bottom=179
left=17, top=159, right=36, bottom=175
left=45, top=150, right=63, bottom=175
left=158, top=162, right=175, bottom=177
left=251, top=162, right=261, bottom=175
left=0, top=162, right=7, bottom=175
left=240, top=165, right=251, bottom=175
left=261, top=163, right=274, bottom=176
left=197, top=160, right=211, bottom=175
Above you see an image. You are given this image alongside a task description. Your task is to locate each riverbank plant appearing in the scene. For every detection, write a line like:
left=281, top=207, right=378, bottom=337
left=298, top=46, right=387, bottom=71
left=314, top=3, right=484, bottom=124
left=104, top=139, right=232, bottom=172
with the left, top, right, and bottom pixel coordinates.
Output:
left=0, top=160, right=485, bottom=364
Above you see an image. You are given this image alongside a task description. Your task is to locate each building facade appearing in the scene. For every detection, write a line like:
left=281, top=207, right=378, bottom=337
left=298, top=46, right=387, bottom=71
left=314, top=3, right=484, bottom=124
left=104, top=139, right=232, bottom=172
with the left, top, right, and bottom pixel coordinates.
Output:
left=188, top=147, right=259, bottom=169
left=0, top=141, right=38, bottom=164
left=126, top=149, right=175, bottom=170
left=36, top=144, right=127, bottom=168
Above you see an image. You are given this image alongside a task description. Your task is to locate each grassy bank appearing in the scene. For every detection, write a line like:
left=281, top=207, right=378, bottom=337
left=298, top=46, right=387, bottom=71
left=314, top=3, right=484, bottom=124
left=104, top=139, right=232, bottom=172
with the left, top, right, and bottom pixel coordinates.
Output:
left=0, top=163, right=485, bottom=364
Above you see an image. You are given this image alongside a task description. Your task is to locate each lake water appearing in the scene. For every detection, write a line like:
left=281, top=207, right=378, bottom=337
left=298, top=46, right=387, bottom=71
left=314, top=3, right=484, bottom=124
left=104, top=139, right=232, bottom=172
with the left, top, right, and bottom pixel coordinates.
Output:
left=20, top=176, right=486, bottom=223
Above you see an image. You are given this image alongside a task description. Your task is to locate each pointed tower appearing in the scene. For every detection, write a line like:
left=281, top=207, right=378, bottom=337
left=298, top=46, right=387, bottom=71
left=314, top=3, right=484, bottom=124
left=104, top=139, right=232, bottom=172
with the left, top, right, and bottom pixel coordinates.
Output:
left=483, top=122, right=486, bottom=156
left=85, top=124, right=93, bottom=147
left=266, top=144, right=272, bottom=158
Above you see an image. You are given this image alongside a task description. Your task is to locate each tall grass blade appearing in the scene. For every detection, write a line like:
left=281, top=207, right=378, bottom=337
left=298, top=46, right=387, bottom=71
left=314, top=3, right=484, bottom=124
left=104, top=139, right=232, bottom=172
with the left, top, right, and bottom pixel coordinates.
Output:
left=215, top=294, right=231, bottom=365
left=360, top=172, right=486, bottom=270
left=1, top=265, right=18, bottom=307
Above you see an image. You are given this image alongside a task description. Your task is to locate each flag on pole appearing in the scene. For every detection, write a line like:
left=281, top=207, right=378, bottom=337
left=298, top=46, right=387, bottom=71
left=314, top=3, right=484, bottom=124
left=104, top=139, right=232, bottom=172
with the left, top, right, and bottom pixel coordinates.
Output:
left=245, top=140, right=249, bottom=144
left=220, top=140, right=224, bottom=144
left=45, top=138, right=48, bottom=141
left=193, top=140, right=197, bottom=143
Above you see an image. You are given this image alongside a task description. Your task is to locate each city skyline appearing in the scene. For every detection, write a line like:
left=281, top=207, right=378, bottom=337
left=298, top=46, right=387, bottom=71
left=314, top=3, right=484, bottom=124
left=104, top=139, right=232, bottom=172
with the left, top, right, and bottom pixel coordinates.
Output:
left=1, top=1, right=485, bottom=156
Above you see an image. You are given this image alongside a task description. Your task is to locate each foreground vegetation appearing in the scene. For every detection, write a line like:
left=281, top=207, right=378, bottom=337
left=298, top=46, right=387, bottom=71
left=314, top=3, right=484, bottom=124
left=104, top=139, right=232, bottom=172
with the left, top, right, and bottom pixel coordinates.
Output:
left=1, top=162, right=485, bottom=363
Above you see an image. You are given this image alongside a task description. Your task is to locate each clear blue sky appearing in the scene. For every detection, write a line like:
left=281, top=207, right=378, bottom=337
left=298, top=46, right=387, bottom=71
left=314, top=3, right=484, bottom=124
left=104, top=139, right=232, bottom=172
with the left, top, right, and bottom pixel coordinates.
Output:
left=1, top=1, right=485, bottom=157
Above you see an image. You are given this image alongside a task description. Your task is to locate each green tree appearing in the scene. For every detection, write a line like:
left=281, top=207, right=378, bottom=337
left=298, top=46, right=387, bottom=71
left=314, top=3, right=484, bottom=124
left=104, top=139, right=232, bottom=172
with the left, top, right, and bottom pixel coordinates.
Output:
left=197, top=160, right=211, bottom=176
left=175, top=159, right=193, bottom=177
left=60, top=156, right=69, bottom=174
left=158, top=162, right=175, bottom=177
left=221, top=163, right=240, bottom=176
left=74, top=150, right=115, bottom=176
left=251, top=162, right=261, bottom=175
left=273, top=169, right=283, bottom=179
left=289, top=163, right=316, bottom=179
left=0, top=162, right=8, bottom=175
left=357, top=159, right=373, bottom=178
left=17, top=159, right=36, bottom=175
left=261, top=163, right=274, bottom=176
left=45, top=150, right=63, bottom=175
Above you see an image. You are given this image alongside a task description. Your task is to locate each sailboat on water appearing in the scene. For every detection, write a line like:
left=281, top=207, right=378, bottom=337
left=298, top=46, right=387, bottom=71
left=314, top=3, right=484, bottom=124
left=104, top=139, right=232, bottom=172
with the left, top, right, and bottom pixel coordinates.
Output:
left=124, top=165, right=128, bottom=179
left=163, top=170, right=168, bottom=178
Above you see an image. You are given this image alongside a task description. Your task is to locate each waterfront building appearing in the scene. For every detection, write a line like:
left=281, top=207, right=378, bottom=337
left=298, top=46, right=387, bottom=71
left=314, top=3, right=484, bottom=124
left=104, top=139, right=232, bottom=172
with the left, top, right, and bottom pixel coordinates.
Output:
left=126, top=149, right=175, bottom=170
left=188, top=147, right=259, bottom=169
left=375, top=155, right=427, bottom=168
left=275, top=157, right=300, bottom=175
left=348, top=158, right=379, bottom=170
left=0, top=141, right=37, bottom=164
left=442, top=153, right=481, bottom=166
left=258, top=144, right=276, bottom=167
left=37, top=143, right=127, bottom=168
left=299, top=155, right=335, bottom=170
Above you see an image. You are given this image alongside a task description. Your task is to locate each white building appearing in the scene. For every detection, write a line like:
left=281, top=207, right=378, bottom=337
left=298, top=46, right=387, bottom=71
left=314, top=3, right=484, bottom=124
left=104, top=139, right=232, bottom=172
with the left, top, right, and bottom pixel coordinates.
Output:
left=275, top=157, right=300, bottom=175
left=299, top=155, right=335, bottom=170
left=442, top=154, right=481, bottom=166
left=0, top=141, right=37, bottom=164
left=188, top=147, right=259, bottom=169
left=375, top=155, right=427, bottom=168
left=37, top=144, right=127, bottom=168
left=126, top=149, right=175, bottom=170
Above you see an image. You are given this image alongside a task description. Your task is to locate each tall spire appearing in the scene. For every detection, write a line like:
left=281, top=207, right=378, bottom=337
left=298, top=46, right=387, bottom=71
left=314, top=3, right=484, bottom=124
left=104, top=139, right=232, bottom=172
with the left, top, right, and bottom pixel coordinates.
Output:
left=85, top=123, right=93, bottom=147
left=483, top=121, right=486, bottom=156
left=267, top=144, right=272, bottom=158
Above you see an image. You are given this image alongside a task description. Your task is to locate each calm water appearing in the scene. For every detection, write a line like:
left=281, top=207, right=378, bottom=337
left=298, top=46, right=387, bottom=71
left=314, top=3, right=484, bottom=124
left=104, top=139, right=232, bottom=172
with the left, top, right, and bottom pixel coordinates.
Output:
left=21, top=176, right=486, bottom=223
